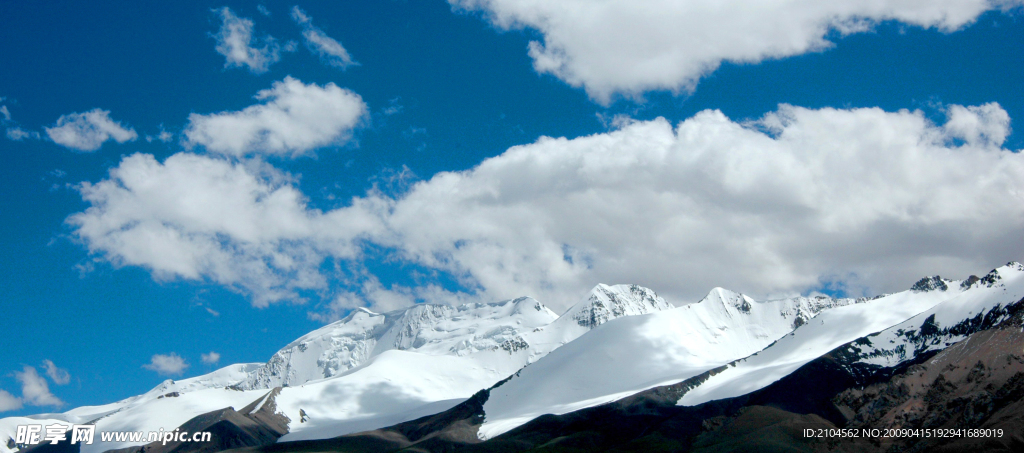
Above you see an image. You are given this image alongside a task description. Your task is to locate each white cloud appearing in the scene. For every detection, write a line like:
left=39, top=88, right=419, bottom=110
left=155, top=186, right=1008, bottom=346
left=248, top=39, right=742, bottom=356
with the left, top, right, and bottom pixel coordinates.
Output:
left=146, top=129, right=174, bottom=143
left=0, top=390, right=22, bottom=412
left=944, top=102, right=1011, bottom=146
left=41, top=360, right=70, bottom=385
left=142, top=353, right=189, bottom=376
left=212, top=7, right=281, bottom=74
left=257, top=4, right=271, bottom=17
left=382, top=97, right=404, bottom=116
left=366, top=103, right=1024, bottom=307
left=1, top=100, right=41, bottom=141
left=6, top=127, right=40, bottom=141
left=68, top=152, right=384, bottom=306
left=311, top=277, right=473, bottom=322
left=71, top=103, right=1024, bottom=312
left=291, top=6, right=357, bottom=69
left=201, top=352, right=221, bottom=364
left=451, top=0, right=1024, bottom=103
left=14, top=366, right=62, bottom=407
left=45, top=109, right=137, bottom=151
left=184, top=77, right=367, bottom=158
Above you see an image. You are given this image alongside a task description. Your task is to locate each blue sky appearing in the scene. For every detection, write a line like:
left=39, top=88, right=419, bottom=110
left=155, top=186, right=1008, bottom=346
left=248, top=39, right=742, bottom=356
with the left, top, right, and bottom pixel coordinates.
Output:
left=2, top=1, right=1024, bottom=415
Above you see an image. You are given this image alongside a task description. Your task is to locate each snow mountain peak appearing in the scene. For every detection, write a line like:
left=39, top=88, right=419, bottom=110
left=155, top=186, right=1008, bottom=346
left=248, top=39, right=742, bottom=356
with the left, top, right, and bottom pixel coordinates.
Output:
left=910, top=275, right=950, bottom=292
left=560, top=284, right=672, bottom=330
left=241, top=297, right=560, bottom=390
left=956, top=262, right=1024, bottom=291
left=700, top=287, right=756, bottom=314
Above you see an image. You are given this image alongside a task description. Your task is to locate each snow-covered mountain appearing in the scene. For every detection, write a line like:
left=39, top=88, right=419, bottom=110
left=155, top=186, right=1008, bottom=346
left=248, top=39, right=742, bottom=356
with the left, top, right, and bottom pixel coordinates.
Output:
left=241, top=296, right=558, bottom=390
left=677, top=262, right=1024, bottom=407
left=7, top=264, right=1023, bottom=453
left=0, top=284, right=672, bottom=453
left=0, top=363, right=264, bottom=453
left=242, top=284, right=669, bottom=390
left=850, top=264, right=1024, bottom=368
left=556, top=283, right=673, bottom=330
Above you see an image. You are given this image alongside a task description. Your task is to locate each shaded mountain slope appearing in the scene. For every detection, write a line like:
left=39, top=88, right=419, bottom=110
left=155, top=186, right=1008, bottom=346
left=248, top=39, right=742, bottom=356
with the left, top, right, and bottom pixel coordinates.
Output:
left=107, top=388, right=289, bottom=453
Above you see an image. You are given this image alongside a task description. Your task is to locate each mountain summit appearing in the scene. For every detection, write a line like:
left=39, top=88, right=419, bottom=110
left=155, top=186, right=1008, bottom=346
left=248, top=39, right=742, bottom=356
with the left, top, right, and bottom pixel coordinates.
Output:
left=241, top=296, right=559, bottom=390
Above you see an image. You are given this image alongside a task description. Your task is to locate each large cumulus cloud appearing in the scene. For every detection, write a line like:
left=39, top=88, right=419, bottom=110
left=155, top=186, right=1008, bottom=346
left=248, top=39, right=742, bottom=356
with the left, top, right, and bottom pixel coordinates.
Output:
left=68, top=153, right=385, bottom=306
left=70, top=103, right=1024, bottom=313
left=451, top=0, right=1023, bottom=103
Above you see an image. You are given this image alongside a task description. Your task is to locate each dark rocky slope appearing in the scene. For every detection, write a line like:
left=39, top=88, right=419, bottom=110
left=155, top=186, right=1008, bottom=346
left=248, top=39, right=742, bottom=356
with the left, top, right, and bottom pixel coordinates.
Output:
left=103, top=388, right=289, bottom=453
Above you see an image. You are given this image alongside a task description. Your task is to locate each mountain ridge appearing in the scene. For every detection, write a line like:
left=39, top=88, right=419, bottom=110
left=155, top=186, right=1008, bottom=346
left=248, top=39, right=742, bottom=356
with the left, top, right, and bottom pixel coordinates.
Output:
left=6, top=265, right=1022, bottom=453
left=0, top=283, right=677, bottom=453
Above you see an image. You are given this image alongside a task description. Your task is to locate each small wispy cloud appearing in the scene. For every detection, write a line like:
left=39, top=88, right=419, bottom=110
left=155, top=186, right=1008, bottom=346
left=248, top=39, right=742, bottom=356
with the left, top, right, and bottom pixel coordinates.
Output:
left=1, top=99, right=41, bottom=141
left=142, top=353, right=189, bottom=376
left=212, top=7, right=282, bottom=74
left=291, top=6, right=357, bottom=70
left=14, top=366, right=63, bottom=407
left=382, top=97, right=403, bottom=116
left=0, top=389, right=22, bottom=412
left=146, top=129, right=174, bottom=143
left=41, top=360, right=71, bottom=385
left=201, top=352, right=221, bottom=365
left=6, top=127, right=40, bottom=141
left=45, top=108, right=137, bottom=151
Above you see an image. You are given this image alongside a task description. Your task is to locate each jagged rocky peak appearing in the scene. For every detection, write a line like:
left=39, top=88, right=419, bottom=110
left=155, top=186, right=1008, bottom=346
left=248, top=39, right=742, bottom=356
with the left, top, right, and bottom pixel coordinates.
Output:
left=956, top=262, right=1024, bottom=291
left=562, top=284, right=673, bottom=329
left=846, top=267, right=1024, bottom=370
left=910, top=275, right=949, bottom=292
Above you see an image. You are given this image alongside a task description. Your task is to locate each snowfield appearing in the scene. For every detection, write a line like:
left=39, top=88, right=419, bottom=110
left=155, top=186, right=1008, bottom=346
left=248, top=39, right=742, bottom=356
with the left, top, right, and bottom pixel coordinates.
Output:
left=477, top=289, right=858, bottom=439
left=1, top=284, right=671, bottom=453
left=4, top=266, right=1022, bottom=452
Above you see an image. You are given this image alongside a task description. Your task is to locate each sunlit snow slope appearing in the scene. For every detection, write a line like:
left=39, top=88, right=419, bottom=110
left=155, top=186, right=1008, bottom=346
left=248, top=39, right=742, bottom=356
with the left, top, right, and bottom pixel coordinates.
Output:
left=0, top=284, right=671, bottom=453
left=10, top=267, right=1014, bottom=452
left=477, top=290, right=859, bottom=439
